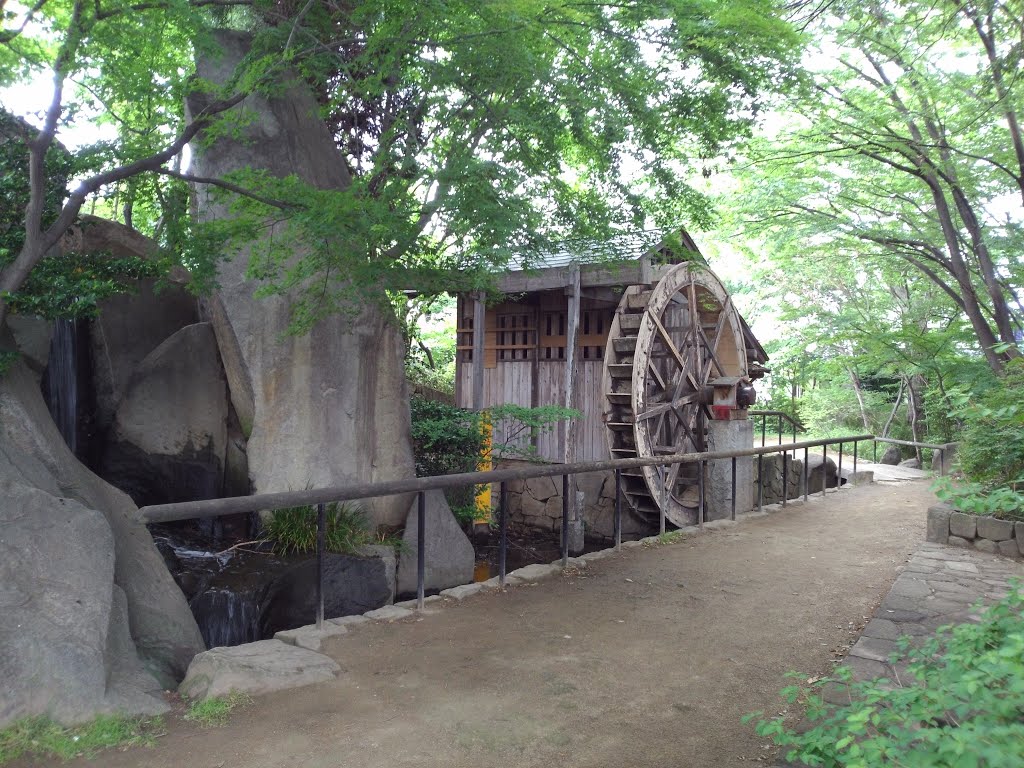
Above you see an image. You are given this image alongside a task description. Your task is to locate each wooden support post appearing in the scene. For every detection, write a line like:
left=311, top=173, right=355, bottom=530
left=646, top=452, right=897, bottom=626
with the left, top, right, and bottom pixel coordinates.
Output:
left=562, top=267, right=581, bottom=516
left=472, top=292, right=486, bottom=411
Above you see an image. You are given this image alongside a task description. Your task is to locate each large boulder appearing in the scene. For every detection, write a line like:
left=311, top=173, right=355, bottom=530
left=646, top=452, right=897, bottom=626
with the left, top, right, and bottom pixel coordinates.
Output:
left=101, top=322, right=229, bottom=505
left=396, top=490, right=475, bottom=595
left=89, top=279, right=199, bottom=431
left=879, top=444, right=902, bottom=465
left=0, top=482, right=167, bottom=727
left=260, top=554, right=393, bottom=637
left=187, top=30, right=415, bottom=526
left=805, top=453, right=841, bottom=493
left=179, top=640, right=339, bottom=700
left=0, top=345, right=205, bottom=698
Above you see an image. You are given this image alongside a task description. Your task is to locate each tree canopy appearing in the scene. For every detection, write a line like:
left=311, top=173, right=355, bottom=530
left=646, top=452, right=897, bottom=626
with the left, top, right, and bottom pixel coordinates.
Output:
left=722, top=0, right=1022, bottom=378
left=0, top=0, right=801, bottom=330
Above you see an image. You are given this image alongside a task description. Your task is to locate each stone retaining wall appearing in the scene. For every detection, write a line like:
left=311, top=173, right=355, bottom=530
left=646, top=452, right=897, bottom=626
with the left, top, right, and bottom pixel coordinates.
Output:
left=926, top=502, right=1024, bottom=559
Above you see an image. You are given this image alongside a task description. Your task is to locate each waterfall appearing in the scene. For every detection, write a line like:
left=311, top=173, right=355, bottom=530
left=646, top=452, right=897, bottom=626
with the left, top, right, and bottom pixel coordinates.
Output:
left=190, top=587, right=263, bottom=648
left=45, top=318, right=78, bottom=454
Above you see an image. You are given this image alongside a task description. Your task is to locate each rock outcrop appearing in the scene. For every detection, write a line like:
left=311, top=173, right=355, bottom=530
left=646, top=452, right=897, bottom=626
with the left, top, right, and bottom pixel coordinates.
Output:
left=0, top=348, right=205, bottom=725
left=187, top=29, right=415, bottom=526
left=102, top=322, right=229, bottom=505
left=396, top=490, right=475, bottom=595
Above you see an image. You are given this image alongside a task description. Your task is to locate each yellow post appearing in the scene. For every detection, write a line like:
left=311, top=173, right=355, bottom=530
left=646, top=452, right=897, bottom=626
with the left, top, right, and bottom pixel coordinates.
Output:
left=474, top=416, right=492, bottom=524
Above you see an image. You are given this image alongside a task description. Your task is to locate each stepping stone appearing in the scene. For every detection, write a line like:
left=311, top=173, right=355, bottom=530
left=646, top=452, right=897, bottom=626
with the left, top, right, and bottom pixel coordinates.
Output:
left=179, top=639, right=339, bottom=700
left=275, top=622, right=348, bottom=652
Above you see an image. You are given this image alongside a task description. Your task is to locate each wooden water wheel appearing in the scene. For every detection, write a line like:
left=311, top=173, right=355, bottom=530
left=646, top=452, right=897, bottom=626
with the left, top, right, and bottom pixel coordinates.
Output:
left=602, top=262, right=748, bottom=527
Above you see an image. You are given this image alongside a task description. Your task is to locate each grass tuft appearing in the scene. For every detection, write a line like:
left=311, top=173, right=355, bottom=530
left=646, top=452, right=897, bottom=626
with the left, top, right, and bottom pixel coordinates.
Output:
left=0, top=713, right=164, bottom=764
left=183, top=693, right=251, bottom=728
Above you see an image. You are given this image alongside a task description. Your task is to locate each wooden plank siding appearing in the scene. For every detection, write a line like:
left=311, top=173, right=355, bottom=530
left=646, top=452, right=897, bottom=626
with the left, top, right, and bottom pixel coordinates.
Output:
left=455, top=292, right=614, bottom=464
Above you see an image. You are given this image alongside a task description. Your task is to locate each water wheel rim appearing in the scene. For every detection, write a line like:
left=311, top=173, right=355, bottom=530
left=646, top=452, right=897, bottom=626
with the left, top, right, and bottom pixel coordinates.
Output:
left=629, top=264, right=746, bottom=525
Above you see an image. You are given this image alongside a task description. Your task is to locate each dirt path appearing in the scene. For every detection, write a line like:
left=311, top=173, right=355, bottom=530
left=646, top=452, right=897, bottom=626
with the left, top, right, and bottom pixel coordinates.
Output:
left=59, top=481, right=932, bottom=768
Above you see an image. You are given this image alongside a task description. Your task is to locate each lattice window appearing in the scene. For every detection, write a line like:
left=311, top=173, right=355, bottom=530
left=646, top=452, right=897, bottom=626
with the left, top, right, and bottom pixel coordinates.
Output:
left=496, top=312, right=535, bottom=361
left=456, top=314, right=475, bottom=362
left=540, top=311, right=566, bottom=360
left=580, top=308, right=613, bottom=360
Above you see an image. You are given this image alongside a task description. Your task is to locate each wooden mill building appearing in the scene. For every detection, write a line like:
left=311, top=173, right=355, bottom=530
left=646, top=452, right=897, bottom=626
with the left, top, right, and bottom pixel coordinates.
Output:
left=454, top=227, right=768, bottom=535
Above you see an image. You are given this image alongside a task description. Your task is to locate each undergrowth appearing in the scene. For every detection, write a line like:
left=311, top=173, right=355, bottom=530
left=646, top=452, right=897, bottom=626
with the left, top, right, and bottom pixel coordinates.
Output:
left=264, top=501, right=373, bottom=555
left=747, top=582, right=1024, bottom=767
left=0, top=713, right=164, bottom=764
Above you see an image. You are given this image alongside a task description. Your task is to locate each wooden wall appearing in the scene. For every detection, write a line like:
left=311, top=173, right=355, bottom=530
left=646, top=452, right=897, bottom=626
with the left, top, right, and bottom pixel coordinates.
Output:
left=455, top=292, right=613, bottom=463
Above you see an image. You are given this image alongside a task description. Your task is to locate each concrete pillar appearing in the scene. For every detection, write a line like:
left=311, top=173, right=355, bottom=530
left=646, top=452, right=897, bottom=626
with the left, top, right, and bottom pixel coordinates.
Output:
left=706, top=418, right=754, bottom=520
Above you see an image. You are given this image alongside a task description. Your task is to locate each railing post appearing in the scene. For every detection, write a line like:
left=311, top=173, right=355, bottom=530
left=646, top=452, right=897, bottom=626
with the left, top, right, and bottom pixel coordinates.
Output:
left=939, top=447, right=945, bottom=477
left=730, top=456, right=737, bottom=522
left=698, top=459, right=705, bottom=529
left=614, top=469, right=622, bottom=551
left=777, top=414, right=783, bottom=446
left=499, top=482, right=508, bottom=587
left=757, top=452, right=763, bottom=513
left=316, top=502, right=326, bottom=630
left=822, top=444, right=828, bottom=496
left=416, top=492, right=426, bottom=610
left=761, top=415, right=767, bottom=447
left=659, top=466, right=667, bottom=536
left=792, top=421, right=797, bottom=456
left=803, top=446, right=809, bottom=502
left=853, top=440, right=858, bottom=475
left=782, top=450, right=788, bottom=507
left=561, top=474, right=570, bottom=568
left=873, top=440, right=877, bottom=463
left=837, top=442, right=843, bottom=492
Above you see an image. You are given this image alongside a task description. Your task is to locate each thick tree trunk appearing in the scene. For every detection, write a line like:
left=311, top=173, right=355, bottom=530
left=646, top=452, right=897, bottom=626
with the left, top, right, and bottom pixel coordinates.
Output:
left=846, top=366, right=871, bottom=431
left=186, top=30, right=415, bottom=526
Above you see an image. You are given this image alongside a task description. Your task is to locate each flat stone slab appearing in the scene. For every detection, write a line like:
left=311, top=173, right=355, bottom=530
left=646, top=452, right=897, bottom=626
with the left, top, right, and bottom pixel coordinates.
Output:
left=179, top=640, right=340, bottom=700
left=331, top=615, right=371, bottom=628
left=508, top=563, right=560, bottom=581
left=840, top=541, right=1024, bottom=689
left=440, top=583, right=485, bottom=600
left=275, top=622, right=348, bottom=652
left=365, top=606, right=414, bottom=621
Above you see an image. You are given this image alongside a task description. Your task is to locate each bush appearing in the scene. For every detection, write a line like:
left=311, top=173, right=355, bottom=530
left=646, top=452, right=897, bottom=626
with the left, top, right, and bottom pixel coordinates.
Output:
left=264, top=502, right=372, bottom=555
left=936, top=359, right=1024, bottom=520
left=747, top=583, right=1024, bottom=767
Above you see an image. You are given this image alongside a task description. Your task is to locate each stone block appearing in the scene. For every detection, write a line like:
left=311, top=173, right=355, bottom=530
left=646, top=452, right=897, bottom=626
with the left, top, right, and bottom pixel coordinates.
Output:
left=996, top=540, right=1020, bottom=559
left=925, top=504, right=952, bottom=544
left=274, top=622, right=348, bottom=652
left=848, top=636, right=897, bottom=664
left=331, top=615, right=370, bottom=628
left=440, top=583, right=484, bottom=600
left=508, top=563, right=559, bottom=582
left=179, top=640, right=339, bottom=700
left=396, top=490, right=475, bottom=595
left=364, top=605, right=414, bottom=621
left=976, top=516, right=1014, bottom=541
left=975, top=539, right=997, bottom=554
left=949, top=512, right=977, bottom=539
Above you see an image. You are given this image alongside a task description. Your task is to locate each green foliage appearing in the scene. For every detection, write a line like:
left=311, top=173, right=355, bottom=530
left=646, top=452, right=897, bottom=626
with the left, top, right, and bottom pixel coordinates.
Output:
left=953, top=360, right=1024, bottom=490
left=933, top=478, right=1024, bottom=522
left=2, top=0, right=801, bottom=335
left=0, top=713, right=163, bottom=764
left=748, top=583, right=1024, bottom=767
left=183, top=693, right=251, bottom=728
left=487, top=403, right=581, bottom=462
left=264, top=502, right=373, bottom=556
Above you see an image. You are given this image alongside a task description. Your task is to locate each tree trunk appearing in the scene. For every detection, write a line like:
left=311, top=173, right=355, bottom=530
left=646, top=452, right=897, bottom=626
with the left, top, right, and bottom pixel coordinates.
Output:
left=187, top=30, right=416, bottom=527
left=846, top=366, right=871, bottom=431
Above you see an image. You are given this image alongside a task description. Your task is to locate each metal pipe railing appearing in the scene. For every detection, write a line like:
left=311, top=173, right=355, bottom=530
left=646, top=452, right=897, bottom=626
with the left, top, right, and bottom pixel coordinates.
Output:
left=140, top=433, right=873, bottom=628
left=869, top=437, right=956, bottom=476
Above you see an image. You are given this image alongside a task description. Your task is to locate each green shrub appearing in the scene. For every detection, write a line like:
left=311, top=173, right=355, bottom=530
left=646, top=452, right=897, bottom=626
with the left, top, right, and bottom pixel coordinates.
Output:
left=934, top=478, right=1024, bottom=522
left=747, top=583, right=1024, bottom=767
left=955, top=359, right=1024, bottom=489
left=264, top=502, right=372, bottom=555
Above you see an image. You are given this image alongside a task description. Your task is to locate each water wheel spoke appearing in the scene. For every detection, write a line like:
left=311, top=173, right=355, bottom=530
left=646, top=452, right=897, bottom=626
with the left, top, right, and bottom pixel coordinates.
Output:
left=647, top=359, right=668, bottom=392
left=649, top=311, right=687, bottom=371
left=635, top=393, right=697, bottom=421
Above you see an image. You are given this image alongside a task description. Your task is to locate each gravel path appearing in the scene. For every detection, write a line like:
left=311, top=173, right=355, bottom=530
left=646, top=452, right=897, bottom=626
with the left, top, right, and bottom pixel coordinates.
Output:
left=46, top=480, right=936, bottom=768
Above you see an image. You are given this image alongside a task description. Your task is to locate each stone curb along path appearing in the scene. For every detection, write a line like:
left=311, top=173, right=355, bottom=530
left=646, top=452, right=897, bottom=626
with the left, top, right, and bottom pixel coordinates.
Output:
left=177, top=492, right=842, bottom=701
